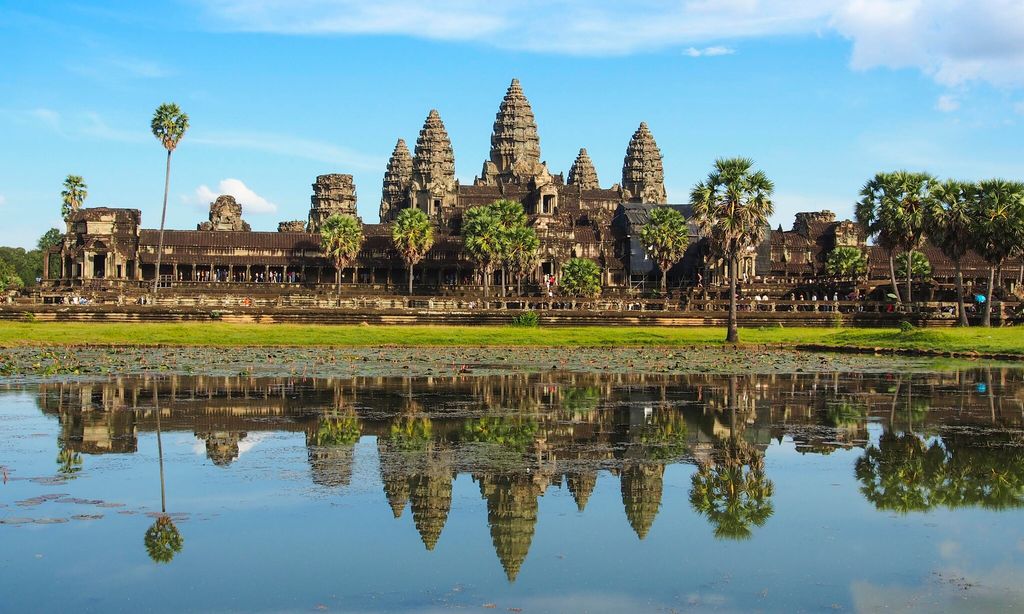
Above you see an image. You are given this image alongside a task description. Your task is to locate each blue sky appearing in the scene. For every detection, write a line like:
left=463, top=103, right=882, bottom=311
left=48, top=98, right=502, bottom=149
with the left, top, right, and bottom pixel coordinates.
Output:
left=2, top=0, right=1023, bottom=248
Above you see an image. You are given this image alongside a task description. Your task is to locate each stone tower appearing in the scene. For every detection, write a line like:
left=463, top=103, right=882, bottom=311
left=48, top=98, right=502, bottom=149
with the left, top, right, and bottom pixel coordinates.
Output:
left=308, top=174, right=357, bottom=232
left=567, top=148, right=600, bottom=190
left=480, top=78, right=543, bottom=185
left=198, top=195, right=250, bottom=232
left=410, top=109, right=457, bottom=218
left=380, top=138, right=413, bottom=223
left=622, top=122, right=667, bottom=204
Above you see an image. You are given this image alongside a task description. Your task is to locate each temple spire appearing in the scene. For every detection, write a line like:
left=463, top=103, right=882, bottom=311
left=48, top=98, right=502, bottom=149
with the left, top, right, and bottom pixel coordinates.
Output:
left=411, top=110, right=456, bottom=195
left=490, top=78, right=541, bottom=175
left=621, top=122, right=667, bottom=204
left=380, top=138, right=412, bottom=222
left=567, top=148, right=599, bottom=190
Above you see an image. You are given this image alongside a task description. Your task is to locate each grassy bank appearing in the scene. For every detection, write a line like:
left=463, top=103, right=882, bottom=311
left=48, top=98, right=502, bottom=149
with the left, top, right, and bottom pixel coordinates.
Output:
left=0, top=322, right=1021, bottom=356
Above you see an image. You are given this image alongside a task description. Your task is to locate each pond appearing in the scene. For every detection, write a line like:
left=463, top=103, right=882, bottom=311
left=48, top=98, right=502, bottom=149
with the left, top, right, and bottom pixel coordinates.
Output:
left=2, top=369, right=1024, bottom=612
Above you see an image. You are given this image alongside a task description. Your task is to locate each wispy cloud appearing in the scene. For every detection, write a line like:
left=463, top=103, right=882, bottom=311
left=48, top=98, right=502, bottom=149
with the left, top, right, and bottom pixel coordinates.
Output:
left=191, top=131, right=385, bottom=171
left=936, top=94, right=960, bottom=113
left=0, top=194, right=7, bottom=207
left=683, top=46, right=736, bottom=58
left=1015, top=101, right=1024, bottom=115
left=186, top=178, right=279, bottom=214
left=67, top=53, right=173, bottom=82
left=197, top=0, right=1024, bottom=87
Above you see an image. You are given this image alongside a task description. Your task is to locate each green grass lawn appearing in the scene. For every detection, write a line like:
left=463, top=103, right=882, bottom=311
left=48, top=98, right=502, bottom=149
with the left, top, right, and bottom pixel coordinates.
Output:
left=0, top=322, right=1021, bottom=355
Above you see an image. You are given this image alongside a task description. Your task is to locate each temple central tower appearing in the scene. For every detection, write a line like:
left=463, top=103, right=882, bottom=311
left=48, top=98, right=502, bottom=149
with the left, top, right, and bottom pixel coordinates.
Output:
left=479, top=79, right=547, bottom=186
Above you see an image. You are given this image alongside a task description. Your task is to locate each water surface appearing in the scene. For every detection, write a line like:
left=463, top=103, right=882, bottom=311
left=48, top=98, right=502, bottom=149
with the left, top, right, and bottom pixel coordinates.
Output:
left=2, top=370, right=1024, bottom=612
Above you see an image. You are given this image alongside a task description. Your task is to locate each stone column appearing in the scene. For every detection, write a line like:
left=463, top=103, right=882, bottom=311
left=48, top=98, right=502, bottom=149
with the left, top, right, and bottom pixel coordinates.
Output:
left=42, top=251, right=50, bottom=281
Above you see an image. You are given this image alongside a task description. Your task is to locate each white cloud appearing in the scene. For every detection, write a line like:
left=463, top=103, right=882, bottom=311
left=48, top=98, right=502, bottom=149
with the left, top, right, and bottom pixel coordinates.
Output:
left=683, top=46, right=736, bottom=57
left=197, top=0, right=1024, bottom=87
left=188, top=178, right=278, bottom=214
left=0, top=194, right=6, bottom=206
left=936, top=94, right=960, bottom=112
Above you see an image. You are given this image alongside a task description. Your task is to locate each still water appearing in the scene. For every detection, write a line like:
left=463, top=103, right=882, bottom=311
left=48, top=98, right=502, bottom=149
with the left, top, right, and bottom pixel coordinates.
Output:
left=2, top=370, right=1024, bottom=612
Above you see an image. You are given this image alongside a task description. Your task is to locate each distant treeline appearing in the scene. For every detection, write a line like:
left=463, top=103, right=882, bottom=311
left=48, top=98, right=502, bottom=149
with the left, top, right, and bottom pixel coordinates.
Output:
left=0, top=228, right=61, bottom=291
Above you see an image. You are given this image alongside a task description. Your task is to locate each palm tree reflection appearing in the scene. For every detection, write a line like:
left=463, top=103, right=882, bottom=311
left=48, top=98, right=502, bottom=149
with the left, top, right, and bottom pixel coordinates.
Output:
left=145, top=389, right=183, bottom=564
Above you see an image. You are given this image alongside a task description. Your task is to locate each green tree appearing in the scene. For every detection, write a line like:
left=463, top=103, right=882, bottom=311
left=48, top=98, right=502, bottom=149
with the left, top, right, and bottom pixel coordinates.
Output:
left=391, top=208, right=434, bottom=295
left=970, top=179, right=1024, bottom=327
left=638, top=206, right=690, bottom=294
left=895, top=251, right=931, bottom=280
left=319, top=214, right=364, bottom=297
left=0, top=259, right=24, bottom=292
left=503, top=225, right=539, bottom=296
left=490, top=199, right=531, bottom=297
left=857, top=171, right=934, bottom=304
left=925, top=180, right=978, bottom=327
left=61, top=175, right=87, bottom=220
left=463, top=205, right=504, bottom=298
left=690, top=157, right=774, bottom=343
left=38, top=228, right=63, bottom=279
left=825, top=246, right=868, bottom=278
left=559, top=258, right=601, bottom=299
left=857, top=174, right=903, bottom=303
left=150, top=103, right=190, bottom=295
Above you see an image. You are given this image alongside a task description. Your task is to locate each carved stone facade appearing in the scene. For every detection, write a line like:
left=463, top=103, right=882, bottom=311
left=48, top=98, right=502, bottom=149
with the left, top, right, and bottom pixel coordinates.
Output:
left=277, top=220, right=307, bottom=233
left=380, top=138, right=413, bottom=223
left=308, top=174, right=357, bottom=232
left=621, top=122, right=667, bottom=204
left=198, top=195, right=250, bottom=232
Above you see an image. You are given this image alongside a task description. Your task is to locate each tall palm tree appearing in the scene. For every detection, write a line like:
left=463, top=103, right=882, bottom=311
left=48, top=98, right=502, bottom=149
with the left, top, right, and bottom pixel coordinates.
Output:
left=391, top=208, right=434, bottom=295
left=638, top=206, right=690, bottom=294
left=150, top=103, right=189, bottom=295
left=887, top=171, right=933, bottom=304
left=690, top=157, right=774, bottom=343
left=857, top=173, right=901, bottom=303
left=60, top=175, right=87, bottom=220
left=504, top=225, right=540, bottom=296
left=463, top=205, right=504, bottom=298
left=319, top=214, right=364, bottom=298
left=925, top=180, right=976, bottom=327
left=490, top=199, right=529, bottom=297
left=970, top=179, right=1024, bottom=327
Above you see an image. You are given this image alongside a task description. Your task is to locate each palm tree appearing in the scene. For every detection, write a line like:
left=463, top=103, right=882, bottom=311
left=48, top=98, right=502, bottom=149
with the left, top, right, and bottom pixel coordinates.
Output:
left=504, top=225, right=539, bottom=296
left=391, top=208, right=434, bottom=295
left=463, top=205, right=504, bottom=298
left=970, top=180, right=1024, bottom=327
left=857, top=173, right=903, bottom=304
left=490, top=199, right=529, bottom=297
left=60, top=175, right=87, bottom=219
left=638, top=207, right=690, bottom=294
left=319, top=214, right=364, bottom=298
left=888, top=171, right=933, bottom=304
left=825, top=246, right=867, bottom=279
left=857, top=171, right=934, bottom=305
left=925, top=180, right=977, bottom=327
left=150, top=103, right=190, bottom=295
left=690, top=157, right=774, bottom=343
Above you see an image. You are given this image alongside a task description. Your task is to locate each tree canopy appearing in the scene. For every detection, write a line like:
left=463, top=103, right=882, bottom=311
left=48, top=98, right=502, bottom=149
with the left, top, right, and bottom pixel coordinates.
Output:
left=392, top=208, right=434, bottom=295
left=320, top=214, right=364, bottom=294
left=559, top=258, right=602, bottom=299
left=825, top=246, right=867, bottom=278
left=638, top=207, right=690, bottom=293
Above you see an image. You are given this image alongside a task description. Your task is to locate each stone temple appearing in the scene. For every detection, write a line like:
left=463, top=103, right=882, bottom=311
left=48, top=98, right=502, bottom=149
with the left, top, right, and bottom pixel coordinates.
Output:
left=43, top=78, right=1022, bottom=305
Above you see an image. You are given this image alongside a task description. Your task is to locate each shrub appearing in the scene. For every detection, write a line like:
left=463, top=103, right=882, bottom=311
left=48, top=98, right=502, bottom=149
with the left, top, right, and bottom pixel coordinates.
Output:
left=898, top=320, right=916, bottom=333
left=559, top=258, right=602, bottom=298
left=510, top=311, right=539, bottom=327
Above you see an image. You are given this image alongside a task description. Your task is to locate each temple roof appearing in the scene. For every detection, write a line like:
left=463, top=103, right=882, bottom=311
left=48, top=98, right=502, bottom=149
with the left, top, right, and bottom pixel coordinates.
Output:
left=381, top=138, right=413, bottom=220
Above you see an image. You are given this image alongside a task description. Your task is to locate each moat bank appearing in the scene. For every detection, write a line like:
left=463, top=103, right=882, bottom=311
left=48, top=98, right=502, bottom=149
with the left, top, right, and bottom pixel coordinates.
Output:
left=0, top=322, right=1022, bottom=361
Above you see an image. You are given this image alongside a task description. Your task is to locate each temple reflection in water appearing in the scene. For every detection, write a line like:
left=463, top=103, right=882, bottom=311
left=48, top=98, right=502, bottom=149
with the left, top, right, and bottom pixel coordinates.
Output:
left=30, top=369, right=1024, bottom=581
